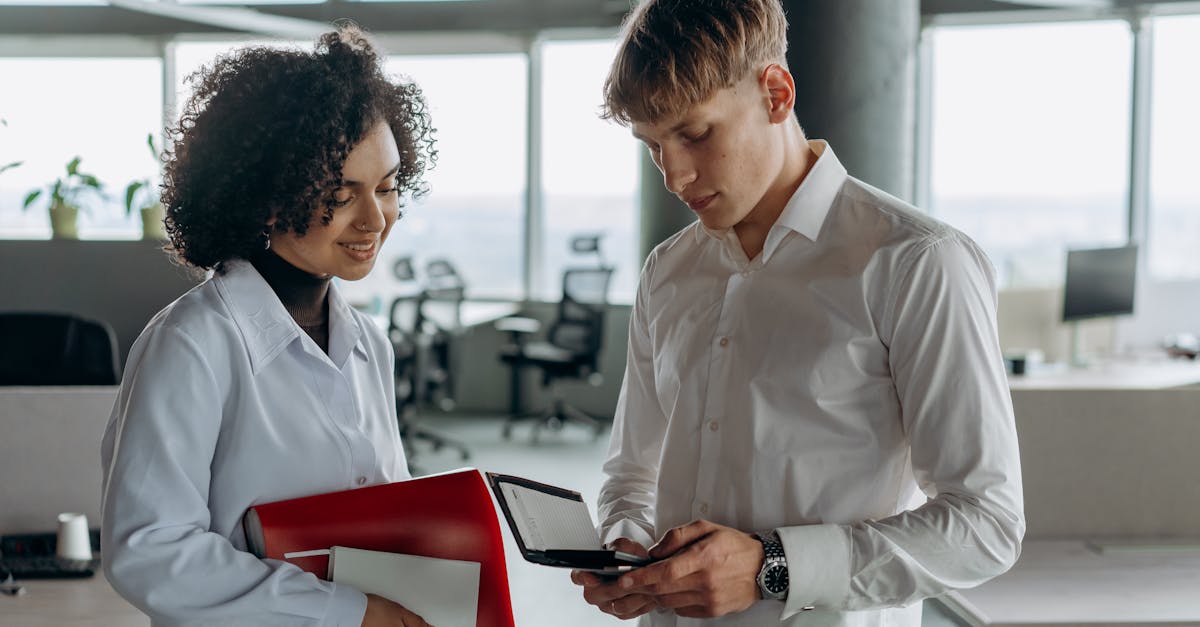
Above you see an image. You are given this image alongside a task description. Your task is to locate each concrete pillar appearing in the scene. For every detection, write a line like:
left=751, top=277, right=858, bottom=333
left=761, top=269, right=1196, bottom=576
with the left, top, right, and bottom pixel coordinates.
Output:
left=782, top=0, right=920, bottom=202
left=636, top=0, right=921, bottom=261
left=638, top=152, right=695, bottom=262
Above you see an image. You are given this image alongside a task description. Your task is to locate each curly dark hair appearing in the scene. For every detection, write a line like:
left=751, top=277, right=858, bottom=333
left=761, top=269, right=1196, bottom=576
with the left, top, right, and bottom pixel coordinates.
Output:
left=161, top=25, right=436, bottom=271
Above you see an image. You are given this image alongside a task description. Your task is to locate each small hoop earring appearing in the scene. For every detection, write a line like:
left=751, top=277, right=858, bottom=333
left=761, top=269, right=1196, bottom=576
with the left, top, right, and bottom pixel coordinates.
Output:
left=262, top=228, right=271, bottom=250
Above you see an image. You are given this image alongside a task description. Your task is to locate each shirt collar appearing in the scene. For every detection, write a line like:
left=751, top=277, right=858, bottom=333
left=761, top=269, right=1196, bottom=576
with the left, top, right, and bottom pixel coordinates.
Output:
left=695, top=140, right=848, bottom=263
left=216, top=260, right=367, bottom=374
left=772, top=140, right=847, bottom=243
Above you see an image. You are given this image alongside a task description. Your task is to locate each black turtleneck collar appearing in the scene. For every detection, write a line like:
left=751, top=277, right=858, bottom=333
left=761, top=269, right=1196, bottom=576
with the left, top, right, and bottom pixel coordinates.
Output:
left=249, top=249, right=332, bottom=353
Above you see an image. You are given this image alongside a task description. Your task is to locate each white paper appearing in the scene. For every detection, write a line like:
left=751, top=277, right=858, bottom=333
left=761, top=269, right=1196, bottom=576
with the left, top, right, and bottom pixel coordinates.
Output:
left=328, top=546, right=480, bottom=626
left=498, top=482, right=602, bottom=551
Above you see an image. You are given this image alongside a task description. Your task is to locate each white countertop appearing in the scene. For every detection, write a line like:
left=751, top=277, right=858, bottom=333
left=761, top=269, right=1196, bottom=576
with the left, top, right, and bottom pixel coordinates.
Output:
left=1008, top=358, right=1200, bottom=390
left=940, top=540, right=1200, bottom=626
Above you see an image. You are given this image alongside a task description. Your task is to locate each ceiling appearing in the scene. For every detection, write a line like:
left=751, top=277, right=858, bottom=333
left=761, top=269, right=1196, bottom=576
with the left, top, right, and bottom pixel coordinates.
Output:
left=0, top=0, right=1196, bottom=38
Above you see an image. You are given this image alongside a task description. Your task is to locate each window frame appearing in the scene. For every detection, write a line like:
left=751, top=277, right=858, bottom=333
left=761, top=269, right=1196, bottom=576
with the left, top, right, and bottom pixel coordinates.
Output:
left=917, top=4, right=1200, bottom=287
left=0, top=27, right=633, bottom=303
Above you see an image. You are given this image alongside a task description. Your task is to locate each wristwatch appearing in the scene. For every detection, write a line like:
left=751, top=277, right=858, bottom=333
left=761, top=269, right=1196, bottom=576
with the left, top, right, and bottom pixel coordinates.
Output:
left=754, top=531, right=789, bottom=601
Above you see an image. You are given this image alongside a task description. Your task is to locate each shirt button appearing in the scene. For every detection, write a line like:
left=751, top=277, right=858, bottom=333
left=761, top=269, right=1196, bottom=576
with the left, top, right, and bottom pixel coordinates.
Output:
left=699, top=503, right=709, bottom=515
left=709, top=420, right=719, bottom=432
left=719, top=337, right=729, bottom=347
left=356, top=476, right=368, bottom=486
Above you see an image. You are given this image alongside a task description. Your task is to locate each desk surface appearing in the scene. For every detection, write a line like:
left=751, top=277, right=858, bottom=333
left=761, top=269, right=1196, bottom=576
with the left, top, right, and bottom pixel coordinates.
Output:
left=0, top=571, right=147, bottom=627
left=1008, top=358, right=1200, bottom=390
left=370, top=300, right=520, bottom=331
left=941, top=540, right=1200, bottom=626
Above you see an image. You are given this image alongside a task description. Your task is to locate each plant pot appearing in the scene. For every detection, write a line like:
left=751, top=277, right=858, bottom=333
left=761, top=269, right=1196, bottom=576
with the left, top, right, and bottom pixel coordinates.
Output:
left=48, top=204, right=79, bottom=240
left=141, top=203, right=167, bottom=240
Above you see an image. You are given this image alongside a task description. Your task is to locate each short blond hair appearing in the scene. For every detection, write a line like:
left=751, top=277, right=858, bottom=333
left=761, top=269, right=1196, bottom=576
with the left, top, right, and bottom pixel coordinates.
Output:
left=603, top=0, right=789, bottom=125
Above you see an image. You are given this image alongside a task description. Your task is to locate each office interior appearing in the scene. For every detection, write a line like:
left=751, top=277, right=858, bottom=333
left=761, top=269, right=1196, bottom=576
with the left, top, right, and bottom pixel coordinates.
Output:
left=2, top=0, right=1199, bottom=625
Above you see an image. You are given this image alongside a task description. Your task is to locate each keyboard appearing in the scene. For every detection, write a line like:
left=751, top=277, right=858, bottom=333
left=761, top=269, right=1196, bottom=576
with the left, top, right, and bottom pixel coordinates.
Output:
left=0, top=555, right=96, bottom=579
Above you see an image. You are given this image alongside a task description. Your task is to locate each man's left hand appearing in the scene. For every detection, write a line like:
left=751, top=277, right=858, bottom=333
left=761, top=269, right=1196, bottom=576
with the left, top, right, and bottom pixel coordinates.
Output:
left=615, top=519, right=764, bottom=619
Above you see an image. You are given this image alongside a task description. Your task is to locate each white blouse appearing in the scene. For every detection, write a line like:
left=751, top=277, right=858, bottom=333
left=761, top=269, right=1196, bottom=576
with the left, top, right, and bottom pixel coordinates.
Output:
left=101, top=260, right=409, bottom=626
left=599, top=142, right=1024, bottom=627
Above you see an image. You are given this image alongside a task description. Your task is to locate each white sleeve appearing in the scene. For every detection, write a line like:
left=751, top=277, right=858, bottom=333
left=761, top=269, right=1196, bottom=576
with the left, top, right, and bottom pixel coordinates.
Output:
left=100, top=323, right=367, bottom=626
left=596, top=254, right=667, bottom=549
left=779, top=233, right=1025, bottom=618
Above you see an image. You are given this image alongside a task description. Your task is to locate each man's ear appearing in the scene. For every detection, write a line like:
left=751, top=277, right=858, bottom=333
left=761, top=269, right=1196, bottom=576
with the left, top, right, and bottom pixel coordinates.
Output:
left=760, top=64, right=795, bottom=124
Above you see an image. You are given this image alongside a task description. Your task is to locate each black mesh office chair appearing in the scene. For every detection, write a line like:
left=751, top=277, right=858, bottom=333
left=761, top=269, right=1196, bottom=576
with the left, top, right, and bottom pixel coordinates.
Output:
left=0, top=312, right=120, bottom=385
left=386, top=259, right=469, bottom=469
left=499, top=266, right=614, bottom=443
left=419, top=259, right=466, bottom=410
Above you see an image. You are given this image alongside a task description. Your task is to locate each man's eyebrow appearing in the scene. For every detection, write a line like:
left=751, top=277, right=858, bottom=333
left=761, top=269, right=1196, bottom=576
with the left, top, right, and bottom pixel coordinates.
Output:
left=342, top=162, right=402, bottom=187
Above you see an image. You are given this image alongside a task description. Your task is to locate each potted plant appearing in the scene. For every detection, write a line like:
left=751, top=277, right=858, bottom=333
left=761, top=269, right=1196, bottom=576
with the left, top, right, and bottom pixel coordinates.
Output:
left=124, top=133, right=167, bottom=240
left=22, top=156, right=104, bottom=240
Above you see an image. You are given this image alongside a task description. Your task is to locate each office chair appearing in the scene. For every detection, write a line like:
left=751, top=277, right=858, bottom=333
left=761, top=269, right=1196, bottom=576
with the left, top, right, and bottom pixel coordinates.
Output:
left=0, top=312, right=120, bottom=385
left=386, top=262, right=469, bottom=468
left=419, top=259, right=466, bottom=410
left=498, top=266, right=615, bottom=443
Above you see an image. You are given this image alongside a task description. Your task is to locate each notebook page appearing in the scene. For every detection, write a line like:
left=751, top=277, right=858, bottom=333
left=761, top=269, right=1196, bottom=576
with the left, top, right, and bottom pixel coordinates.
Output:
left=329, top=546, right=479, bottom=626
left=499, top=482, right=601, bottom=551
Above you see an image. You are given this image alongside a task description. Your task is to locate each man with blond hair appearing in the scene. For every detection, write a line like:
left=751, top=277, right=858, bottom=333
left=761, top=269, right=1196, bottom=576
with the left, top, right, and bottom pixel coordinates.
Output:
left=570, top=1, right=1025, bottom=625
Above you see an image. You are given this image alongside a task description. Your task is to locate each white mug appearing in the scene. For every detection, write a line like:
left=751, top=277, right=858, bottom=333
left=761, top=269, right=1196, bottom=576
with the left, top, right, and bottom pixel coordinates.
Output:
left=56, top=512, right=93, bottom=562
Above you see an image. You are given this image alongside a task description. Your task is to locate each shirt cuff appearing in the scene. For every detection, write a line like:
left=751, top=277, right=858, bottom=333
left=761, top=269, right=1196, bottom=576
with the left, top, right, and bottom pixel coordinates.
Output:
left=776, top=523, right=850, bottom=619
left=601, top=518, right=656, bottom=550
left=322, top=582, right=368, bottom=627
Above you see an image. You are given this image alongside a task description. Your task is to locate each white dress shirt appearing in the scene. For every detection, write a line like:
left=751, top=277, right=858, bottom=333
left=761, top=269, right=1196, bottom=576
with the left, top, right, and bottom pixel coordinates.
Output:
left=100, top=260, right=409, bottom=627
left=598, top=141, right=1024, bottom=627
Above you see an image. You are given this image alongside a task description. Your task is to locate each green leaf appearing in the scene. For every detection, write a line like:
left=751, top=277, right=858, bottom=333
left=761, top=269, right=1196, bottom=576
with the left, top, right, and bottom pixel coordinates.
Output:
left=125, top=181, right=145, bottom=214
left=146, top=133, right=158, bottom=159
left=81, top=174, right=102, bottom=189
left=0, top=161, right=21, bottom=175
left=22, top=189, right=41, bottom=209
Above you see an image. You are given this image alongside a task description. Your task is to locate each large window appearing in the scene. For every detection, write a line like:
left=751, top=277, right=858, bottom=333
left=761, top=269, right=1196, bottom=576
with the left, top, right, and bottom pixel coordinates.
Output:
left=1148, top=14, right=1200, bottom=281
left=0, top=58, right=162, bottom=239
left=376, top=53, right=528, bottom=300
left=173, top=43, right=529, bottom=301
left=539, top=38, right=639, bottom=303
left=928, top=21, right=1132, bottom=287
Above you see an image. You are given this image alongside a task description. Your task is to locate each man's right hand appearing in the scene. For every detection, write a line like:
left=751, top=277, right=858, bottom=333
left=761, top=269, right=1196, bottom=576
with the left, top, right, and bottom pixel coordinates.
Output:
left=570, top=538, right=657, bottom=620
left=361, top=593, right=432, bottom=627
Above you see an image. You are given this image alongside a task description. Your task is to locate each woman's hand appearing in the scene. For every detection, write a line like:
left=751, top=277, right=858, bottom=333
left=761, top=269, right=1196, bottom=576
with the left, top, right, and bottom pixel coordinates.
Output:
left=361, top=593, right=433, bottom=627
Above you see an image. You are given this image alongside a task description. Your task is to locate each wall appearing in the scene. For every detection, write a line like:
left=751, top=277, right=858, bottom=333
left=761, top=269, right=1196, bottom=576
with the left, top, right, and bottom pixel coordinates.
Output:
left=0, top=240, right=200, bottom=369
left=1013, top=388, right=1200, bottom=539
left=996, top=279, right=1200, bottom=363
left=0, top=239, right=628, bottom=417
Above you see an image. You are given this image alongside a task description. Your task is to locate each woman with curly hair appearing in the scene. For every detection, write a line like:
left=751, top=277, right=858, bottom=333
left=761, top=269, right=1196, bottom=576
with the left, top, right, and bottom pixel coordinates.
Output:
left=100, top=26, right=436, bottom=626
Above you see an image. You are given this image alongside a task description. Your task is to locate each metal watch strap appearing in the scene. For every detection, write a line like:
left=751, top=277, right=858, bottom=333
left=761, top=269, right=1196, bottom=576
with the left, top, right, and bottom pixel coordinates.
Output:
left=759, top=533, right=786, bottom=561
left=755, top=531, right=788, bottom=600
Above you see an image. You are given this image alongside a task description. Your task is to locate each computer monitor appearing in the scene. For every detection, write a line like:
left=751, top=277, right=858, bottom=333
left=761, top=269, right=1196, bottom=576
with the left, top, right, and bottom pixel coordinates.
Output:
left=1061, top=244, right=1138, bottom=322
left=1061, top=244, right=1138, bottom=366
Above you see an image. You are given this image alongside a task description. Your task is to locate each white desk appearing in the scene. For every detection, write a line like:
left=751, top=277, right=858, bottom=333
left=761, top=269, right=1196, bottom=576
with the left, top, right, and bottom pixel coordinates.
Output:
left=0, top=571, right=147, bottom=627
left=1008, top=358, right=1200, bottom=390
left=938, top=540, right=1200, bottom=626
